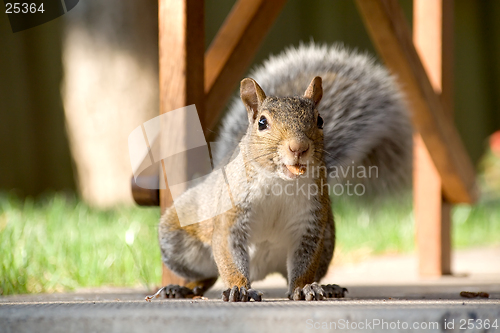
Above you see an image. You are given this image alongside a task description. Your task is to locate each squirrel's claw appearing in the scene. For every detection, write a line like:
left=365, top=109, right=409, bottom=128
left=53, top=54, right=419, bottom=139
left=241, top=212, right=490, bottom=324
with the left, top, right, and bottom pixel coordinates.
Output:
left=292, top=286, right=304, bottom=301
left=290, top=282, right=347, bottom=301
left=321, top=284, right=348, bottom=298
left=228, top=286, right=240, bottom=301
left=222, top=286, right=262, bottom=302
left=293, top=282, right=324, bottom=301
left=306, top=282, right=325, bottom=301
left=240, top=286, right=249, bottom=302
left=247, top=288, right=263, bottom=301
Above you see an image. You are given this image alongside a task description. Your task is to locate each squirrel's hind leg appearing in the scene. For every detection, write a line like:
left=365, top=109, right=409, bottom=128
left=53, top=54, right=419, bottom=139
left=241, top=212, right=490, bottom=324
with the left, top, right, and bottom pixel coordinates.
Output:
left=145, top=277, right=217, bottom=301
left=185, top=277, right=218, bottom=296
left=158, top=208, right=219, bottom=294
left=163, top=277, right=218, bottom=299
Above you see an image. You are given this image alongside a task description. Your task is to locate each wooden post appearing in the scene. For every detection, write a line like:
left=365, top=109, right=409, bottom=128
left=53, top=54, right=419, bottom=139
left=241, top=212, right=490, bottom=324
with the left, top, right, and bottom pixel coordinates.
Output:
left=413, top=0, right=453, bottom=276
left=134, top=0, right=287, bottom=208
left=155, top=0, right=285, bottom=285
left=158, top=0, right=205, bottom=286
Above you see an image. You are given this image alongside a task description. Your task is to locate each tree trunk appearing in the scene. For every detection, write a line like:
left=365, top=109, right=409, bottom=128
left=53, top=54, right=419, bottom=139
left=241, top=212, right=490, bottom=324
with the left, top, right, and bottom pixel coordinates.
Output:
left=62, top=0, right=158, bottom=206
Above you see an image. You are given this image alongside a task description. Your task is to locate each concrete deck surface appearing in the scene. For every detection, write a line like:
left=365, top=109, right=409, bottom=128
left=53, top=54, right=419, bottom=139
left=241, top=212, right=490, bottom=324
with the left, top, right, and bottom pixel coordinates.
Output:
left=1, top=247, right=499, bottom=332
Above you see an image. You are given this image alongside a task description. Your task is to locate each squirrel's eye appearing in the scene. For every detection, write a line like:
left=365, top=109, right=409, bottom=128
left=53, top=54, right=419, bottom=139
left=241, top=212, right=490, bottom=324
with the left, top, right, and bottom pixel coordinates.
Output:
left=258, top=116, right=268, bottom=131
left=317, top=115, right=324, bottom=129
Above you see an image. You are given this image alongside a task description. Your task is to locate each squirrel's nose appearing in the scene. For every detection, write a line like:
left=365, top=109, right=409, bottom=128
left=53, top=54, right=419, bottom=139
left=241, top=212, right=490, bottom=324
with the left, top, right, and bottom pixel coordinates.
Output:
left=289, top=140, right=309, bottom=158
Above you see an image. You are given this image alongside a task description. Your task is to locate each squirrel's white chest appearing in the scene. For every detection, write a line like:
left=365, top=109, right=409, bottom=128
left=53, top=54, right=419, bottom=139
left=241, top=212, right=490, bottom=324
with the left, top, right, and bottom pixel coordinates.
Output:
left=246, top=176, right=319, bottom=282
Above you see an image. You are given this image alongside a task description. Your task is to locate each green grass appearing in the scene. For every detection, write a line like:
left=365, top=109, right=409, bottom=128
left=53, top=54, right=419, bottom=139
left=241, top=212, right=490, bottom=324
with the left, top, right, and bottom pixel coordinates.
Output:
left=1, top=191, right=499, bottom=296
left=452, top=200, right=500, bottom=248
left=333, top=196, right=500, bottom=262
left=0, top=192, right=161, bottom=296
left=333, top=197, right=415, bottom=261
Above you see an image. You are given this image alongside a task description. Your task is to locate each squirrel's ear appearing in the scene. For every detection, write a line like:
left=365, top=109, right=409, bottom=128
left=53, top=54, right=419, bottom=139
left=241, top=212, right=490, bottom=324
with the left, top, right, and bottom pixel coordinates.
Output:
left=240, top=78, right=266, bottom=121
left=304, top=76, right=323, bottom=107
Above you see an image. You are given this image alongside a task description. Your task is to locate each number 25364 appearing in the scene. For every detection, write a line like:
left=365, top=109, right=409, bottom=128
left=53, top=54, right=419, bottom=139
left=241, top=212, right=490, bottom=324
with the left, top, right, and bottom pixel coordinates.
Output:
left=6, top=3, right=45, bottom=14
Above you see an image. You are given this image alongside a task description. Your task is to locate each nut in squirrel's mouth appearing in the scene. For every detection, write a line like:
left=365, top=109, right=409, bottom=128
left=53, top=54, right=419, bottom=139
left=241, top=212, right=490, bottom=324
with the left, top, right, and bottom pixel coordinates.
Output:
left=283, top=164, right=307, bottom=179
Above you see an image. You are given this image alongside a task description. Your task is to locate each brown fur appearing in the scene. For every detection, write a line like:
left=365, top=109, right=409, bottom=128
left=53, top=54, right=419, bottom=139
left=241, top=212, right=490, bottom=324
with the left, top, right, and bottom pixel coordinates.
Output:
left=158, top=77, right=335, bottom=299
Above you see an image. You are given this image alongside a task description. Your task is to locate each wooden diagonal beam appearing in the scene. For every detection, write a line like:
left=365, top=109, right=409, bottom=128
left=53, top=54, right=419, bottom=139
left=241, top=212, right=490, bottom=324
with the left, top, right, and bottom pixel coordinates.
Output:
left=204, top=0, right=287, bottom=134
left=355, top=0, right=478, bottom=204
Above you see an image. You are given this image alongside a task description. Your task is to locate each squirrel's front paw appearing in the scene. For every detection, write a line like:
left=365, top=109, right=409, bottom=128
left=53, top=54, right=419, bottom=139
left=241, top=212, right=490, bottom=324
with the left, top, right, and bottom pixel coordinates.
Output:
left=291, top=282, right=324, bottom=301
left=222, top=286, right=263, bottom=302
left=290, top=282, right=348, bottom=301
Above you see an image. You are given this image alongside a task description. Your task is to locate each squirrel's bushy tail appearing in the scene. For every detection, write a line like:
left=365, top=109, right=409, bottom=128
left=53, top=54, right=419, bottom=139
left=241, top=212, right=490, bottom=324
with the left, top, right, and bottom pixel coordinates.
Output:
left=215, top=43, right=413, bottom=197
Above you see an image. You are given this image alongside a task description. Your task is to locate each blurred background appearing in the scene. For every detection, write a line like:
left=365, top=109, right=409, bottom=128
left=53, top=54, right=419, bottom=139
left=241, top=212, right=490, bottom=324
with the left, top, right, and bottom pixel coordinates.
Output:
left=0, top=0, right=499, bottom=295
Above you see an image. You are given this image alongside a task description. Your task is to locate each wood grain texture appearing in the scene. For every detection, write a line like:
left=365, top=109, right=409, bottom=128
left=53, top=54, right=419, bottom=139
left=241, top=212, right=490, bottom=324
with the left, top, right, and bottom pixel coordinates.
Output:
left=355, top=0, right=477, bottom=204
left=159, top=0, right=205, bottom=286
left=158, top=0, right=205, bottom=211
left=414, top=134, right=452, bottom=276
left=204, top=0, right=287, bottom=135
left=413, top=0, right=452, bottom=276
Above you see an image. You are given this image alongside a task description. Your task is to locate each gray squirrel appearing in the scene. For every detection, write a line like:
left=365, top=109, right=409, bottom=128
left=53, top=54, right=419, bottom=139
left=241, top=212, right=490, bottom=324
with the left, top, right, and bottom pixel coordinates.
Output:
left=154, top=44, right=413, bottom=302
